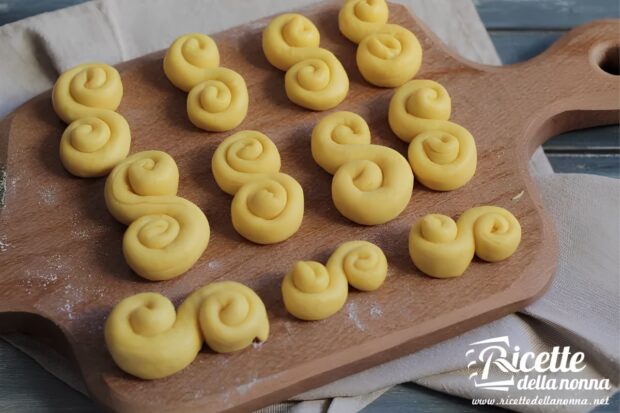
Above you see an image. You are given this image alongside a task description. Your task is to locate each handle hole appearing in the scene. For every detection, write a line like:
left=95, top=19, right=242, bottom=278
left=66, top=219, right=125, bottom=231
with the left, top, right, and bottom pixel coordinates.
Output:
left=593, top=44, right=620, bottom=76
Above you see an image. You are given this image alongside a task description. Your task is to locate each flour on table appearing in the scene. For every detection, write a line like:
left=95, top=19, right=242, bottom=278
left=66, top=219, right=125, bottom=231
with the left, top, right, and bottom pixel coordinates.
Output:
left=370, top=302, right=383, bottom=319
left=38, top=186, right=57, bottom=205
left=208, top=260, right=221, bottom=270
left=0, top=234, right=10, bottom=252
left=347, top=302, right=366, bottom=331
left=236, top=372, right=260, bottom=396
left=0, top=169, right=6, bottom=206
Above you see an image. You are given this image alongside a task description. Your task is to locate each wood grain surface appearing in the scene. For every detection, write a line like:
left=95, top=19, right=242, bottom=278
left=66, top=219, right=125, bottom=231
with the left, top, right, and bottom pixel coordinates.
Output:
left=0, top=1, right=618, bottom=412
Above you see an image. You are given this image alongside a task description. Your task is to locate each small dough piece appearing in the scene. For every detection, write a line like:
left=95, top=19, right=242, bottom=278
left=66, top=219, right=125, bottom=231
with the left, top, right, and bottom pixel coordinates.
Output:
left=186, top=68, right=248, bottom=132
left=282, top=260, right=348, bottom=321
left=212, top=131, right=304, bottom=244
left=356, top=24, right=422, bottom=88
left=338, top=0, right=389, bottom=43
left=105, top=281, right=269, bottom=379
left=388, top=79, right=477, bottom=191
left=338, top=0, right=422, bottom=87
left=328, top=240, right=387, bottom=291
left=105, top=151, right=210, bottom=280
left=282, top=240, right=388, bottom=320
left=164, top=33, right=248, bottom=132
left=52, top=62, right=123, bottom=124
left=409, top=206, right=522, bottom=278
left=59, top=111, right=131, bottom=177
left=311, top=111, right=413, bottom=225
left=163, top=33, right=220, bottom=92
left=262, top=13, right=349, bottom=110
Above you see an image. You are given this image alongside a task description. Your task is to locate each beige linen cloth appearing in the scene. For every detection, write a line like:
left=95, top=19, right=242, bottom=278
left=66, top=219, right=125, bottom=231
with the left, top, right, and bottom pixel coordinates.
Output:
left=0, top=0, right=618, bottom=412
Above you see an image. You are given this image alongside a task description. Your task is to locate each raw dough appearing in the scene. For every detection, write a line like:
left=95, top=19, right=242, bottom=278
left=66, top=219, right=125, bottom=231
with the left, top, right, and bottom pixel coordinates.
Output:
left=52, top=62, right=130, bottom=177
left=389, top=79, right=477, bottom=191
left=105, top=281, right=269, bottom=379
left=52, top=62, right=123, bottom=123
left=212, top=130, right=304, bottom=244
left=104, top=150, right=210, bottom=280
left=164, top=33, right=248, bottom=132
left=311, top=111, right=413, bottom=225
left=59, top=111, right=131, bottom=177
left=409, top=206, right=522, bottom=278
left=329, top=240, right=387, bottom=292
left=338, top=0, right=422, bottom=87
left=282, top=240, right=387, bottom=320
left=262, top=13, right=349, bottom=110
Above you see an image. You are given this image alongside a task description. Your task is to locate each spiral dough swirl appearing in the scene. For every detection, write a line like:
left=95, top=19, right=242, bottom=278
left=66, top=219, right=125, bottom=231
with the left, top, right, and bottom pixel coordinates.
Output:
left=52, top=62, right=123, bottom=123
left=59, top=111, right=131, bottom=177
left=409, top=206, right=522, bottom=278
left=164, top=33, right=248, bottom=132
left=311, top=111, right=413, bottom=225
left=339, top=0, right=422, bottom=87
left=104, top=151, right=210, bottom=280
left=389, top=79, right=477, bottom=191
left=282, top=240, right=388, bottom=320
left=52, top=63, right=131, bottom=177
left=262, top=13, right=349, bottom=110
left=212, top=131, right=304, bottom=244
left=328, top=240, right=387, bottom=292
left=105, top=281, right=269, bottom=379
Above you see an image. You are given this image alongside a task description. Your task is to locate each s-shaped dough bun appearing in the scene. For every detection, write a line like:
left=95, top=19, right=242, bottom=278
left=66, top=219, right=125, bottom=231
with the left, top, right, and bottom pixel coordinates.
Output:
left=338, top=0, right=422, bottom=87
left=105, top=151, right=210, bottom=280
left=212, top=131, right=304, bottom=244
left=52, top=63, right=131, bottom=177
left=262, top=13, right=349, bottom=110
left=409, top=206, right=521, bottom=278
left=389, top=79, right=477, bottom=191
left=164, top=33, right=248, bottom=132
left=311, top=111, right=413, bottom=225
left=105, top=281, right=269, bottom=379
left=282, top=240, right=387, bottom=320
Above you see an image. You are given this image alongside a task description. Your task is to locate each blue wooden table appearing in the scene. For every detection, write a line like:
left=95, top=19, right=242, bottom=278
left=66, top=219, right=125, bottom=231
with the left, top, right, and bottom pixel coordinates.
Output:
left=0, top=0, right=618, bottom=411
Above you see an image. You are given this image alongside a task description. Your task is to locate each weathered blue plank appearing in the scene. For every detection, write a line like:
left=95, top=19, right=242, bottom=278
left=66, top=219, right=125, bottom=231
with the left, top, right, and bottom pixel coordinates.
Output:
left=476, top=0, right=620, bottom=30
left=0, top=0, right=87, bottom=26
left=547, top=153, right=620, bottom=177
left=489, top=30, right=562, bottom=64
left=544, top=126, right=620, bottom=151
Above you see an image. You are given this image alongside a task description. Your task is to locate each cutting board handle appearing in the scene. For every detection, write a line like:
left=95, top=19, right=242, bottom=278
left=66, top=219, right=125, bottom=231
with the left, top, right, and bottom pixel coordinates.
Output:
left=501, top=20, right=620, bottom=153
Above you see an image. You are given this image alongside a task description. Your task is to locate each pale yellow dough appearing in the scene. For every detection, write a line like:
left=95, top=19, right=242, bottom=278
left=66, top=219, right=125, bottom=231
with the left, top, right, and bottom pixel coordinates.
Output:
left=389, top=79, right=477, bottom=191
left=105, top=151, right=210, bottom=280
left=282, top=240, right=387, bottom=320
left=262, top=13, right=349, bottom=110
left=52, top=62, right=123, bottom=124
left=212, top=131, right=304, bottom=244
left=409, top=206, right=521, bottom=278
left=311, top=111, right=413, bottom=225
left=164, top=33, right=248, bottom=132
left=338, top=0, right=422, bottom=87
left=330, top=240, right=387, bottom=292
left=59, top=111, right=131, bottom=177
left=105, top=281, right=269, bottom=379
left=52, top=62, right=131, bottom=177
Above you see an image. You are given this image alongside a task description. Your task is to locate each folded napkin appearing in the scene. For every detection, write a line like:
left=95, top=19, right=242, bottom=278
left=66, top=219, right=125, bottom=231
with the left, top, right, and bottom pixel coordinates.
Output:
left=0, top=1, right=617, bottom=412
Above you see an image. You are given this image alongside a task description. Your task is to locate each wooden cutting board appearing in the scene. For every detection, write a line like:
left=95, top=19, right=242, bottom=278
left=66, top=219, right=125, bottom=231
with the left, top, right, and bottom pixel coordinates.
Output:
left=0, top=1, right=618, bottom=411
